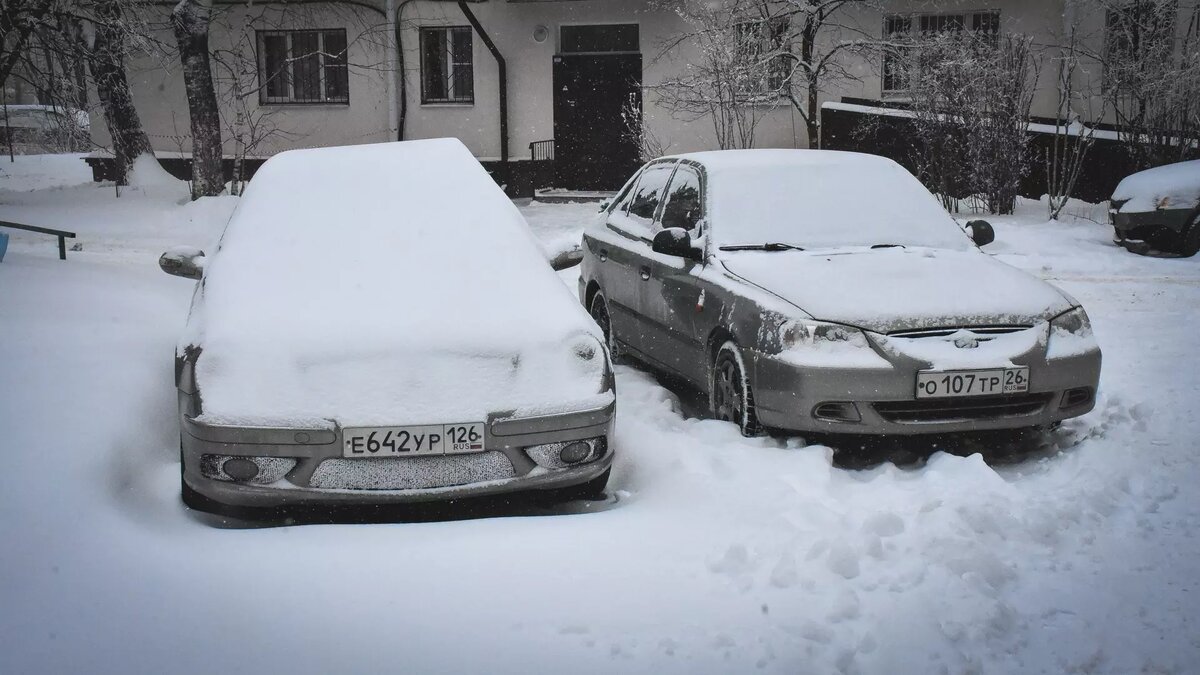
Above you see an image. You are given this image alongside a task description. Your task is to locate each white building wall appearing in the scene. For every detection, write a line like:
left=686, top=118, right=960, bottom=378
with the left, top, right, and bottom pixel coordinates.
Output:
left=92, top=2, right=393, bottom=158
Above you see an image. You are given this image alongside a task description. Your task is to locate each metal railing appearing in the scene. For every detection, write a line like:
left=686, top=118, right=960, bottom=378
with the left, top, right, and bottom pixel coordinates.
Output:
left=0, top=220, right=77, bottom=260
left=529, top=139, right=555, bottom=161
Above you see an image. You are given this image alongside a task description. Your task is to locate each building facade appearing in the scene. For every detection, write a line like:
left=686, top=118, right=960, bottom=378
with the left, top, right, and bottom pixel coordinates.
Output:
left=90, top=0, right=1197, bottom=191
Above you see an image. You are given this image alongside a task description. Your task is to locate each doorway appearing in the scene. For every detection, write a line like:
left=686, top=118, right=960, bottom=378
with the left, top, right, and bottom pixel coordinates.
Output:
left=552, top=25, right=643, bottom=190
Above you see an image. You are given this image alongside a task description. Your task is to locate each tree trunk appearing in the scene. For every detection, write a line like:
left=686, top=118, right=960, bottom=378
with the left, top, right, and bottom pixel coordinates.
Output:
left=172, top=0, right=223, bottom=199
left=88, top=0, right=154, bottom=186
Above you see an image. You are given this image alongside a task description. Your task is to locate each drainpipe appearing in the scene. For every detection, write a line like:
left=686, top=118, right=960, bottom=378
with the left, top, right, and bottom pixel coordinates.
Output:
left=457, top=0, right=508, bottom=163
left=385, top=0, right=397, bottom=140
left=395, top=0, right=416, bottom=141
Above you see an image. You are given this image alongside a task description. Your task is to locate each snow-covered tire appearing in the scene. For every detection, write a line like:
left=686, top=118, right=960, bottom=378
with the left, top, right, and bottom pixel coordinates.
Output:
left=589, top=291, right=622, bottom=364
left=710, top=340, right=761, bottom=437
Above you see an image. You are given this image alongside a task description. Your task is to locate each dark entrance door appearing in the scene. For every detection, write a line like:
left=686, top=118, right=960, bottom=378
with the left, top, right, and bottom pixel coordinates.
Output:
left=553, top=52, right=642, bottom=190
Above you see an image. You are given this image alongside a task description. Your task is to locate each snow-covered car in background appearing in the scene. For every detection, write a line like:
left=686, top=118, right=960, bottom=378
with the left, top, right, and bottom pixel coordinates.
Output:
left=1111, top=159, right=1200, bottom=257
left=160, top=139, right=614, bottom=515
left=0, top=105, right=89, bottom=154
left=580, top=150, right=1101, bottom=436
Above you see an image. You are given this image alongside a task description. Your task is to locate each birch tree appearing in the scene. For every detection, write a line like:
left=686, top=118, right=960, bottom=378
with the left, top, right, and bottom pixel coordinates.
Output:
left=89, top=0, right=155, bottom=185
left=172, top=0, right=222, bottom=198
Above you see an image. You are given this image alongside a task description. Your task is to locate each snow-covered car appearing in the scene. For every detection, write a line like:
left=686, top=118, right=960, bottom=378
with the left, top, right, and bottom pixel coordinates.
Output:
left=160, top=139, right=614, bottom=514
left=1110, top=159, right=1200, bottom=257
left=0, top=105, right=89, bottom=154
left=580, top=150, right=1101, bottom=436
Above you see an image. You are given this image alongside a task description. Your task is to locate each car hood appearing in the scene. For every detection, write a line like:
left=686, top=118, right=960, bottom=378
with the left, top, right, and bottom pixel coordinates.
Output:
left=720, top=247, right=1073, bottom=333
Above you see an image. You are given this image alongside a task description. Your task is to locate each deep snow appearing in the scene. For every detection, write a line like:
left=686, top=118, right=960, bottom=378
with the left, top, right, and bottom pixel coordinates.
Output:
left=1, top=154, right=1199, bottom=674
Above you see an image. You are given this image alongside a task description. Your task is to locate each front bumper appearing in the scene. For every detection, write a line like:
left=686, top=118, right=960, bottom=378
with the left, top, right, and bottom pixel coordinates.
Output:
left=180, top=400, right=614, bottom=509
left=749, top=338, right=1101, bottom=435
left=1111, top=208, right=1192, bottom=242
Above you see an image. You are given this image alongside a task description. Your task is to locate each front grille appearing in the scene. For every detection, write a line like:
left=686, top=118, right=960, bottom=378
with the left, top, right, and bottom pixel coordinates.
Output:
left=308, top=452, right=515, bottom=490
left=873, top=393, right=1052, bottom=424
left=887, top=325, right=1032, bottom=339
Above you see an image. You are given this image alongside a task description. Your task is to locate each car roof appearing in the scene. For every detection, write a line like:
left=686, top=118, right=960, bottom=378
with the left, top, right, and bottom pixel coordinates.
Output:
left=661, top=148, right=902, bottom=174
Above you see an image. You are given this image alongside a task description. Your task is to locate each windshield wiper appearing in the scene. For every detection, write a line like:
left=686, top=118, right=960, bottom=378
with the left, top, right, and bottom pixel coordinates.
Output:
left=718, top=243, right=805, bottom=252
left=870, top=244, right=906, bottom=249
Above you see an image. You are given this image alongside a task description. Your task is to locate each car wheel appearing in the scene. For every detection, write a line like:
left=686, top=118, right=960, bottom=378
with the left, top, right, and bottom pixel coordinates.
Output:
left=589, top=291, right=622, bottom=363
left=1178, top=214, right=1200, bottom=258
left=711, top=340, right=761, bottom=437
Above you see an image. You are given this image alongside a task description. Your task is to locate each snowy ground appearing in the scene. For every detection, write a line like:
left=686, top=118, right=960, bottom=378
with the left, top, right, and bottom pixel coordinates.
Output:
left=1, top=154, right=1198, bottom=674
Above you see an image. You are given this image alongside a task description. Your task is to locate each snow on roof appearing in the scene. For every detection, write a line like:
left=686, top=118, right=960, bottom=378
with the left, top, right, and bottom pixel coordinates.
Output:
left=1112, top=159, right=1200, bottom=213
left=193, top=139, right=603, bottom=427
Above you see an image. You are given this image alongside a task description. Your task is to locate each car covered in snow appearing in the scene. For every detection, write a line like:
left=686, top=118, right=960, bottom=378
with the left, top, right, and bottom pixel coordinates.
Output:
left=580, top=150, right=1101, bottom=436
left=1110, top=159, right=1200, bottom=257
left=160, top=139, right=614, bottom=514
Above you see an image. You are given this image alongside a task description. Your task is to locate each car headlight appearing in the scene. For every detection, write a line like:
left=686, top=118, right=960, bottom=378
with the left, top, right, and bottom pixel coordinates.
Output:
left=781, top=319, right=868, bottom=349
left=1050, top=307, right=1092, bottom=336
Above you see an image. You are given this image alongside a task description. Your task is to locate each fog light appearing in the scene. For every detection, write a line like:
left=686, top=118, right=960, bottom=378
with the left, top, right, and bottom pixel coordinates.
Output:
left=1061, top=387, right=1093, bottom=409
left=222, top=458, right=260, bottom=482
left=813, top=401, right=861, bottom=423
left=559, top=441, right=592, bottom=464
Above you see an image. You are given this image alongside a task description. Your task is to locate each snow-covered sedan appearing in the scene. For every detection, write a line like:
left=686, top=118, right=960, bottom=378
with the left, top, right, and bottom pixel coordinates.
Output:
left=580, top=150, right=1101, bottom=436
left=160, top=139, right=613, bottom=514
left=1111, top=159, right=1200, bottom=257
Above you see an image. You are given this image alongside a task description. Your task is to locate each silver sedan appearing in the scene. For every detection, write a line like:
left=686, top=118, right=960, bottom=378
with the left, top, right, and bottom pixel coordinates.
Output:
left=580, top=150, right=1101, bottom=436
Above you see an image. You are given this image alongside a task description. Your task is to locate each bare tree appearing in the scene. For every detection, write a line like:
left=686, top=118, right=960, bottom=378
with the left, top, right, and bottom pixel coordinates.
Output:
left=172, top=0, right=222, bottom=198
left=1045, top=21, right=1098, bottom=220
left=88, top=0, right=155, bottom=185
left=900, top=32, right=1041, bottom=214
left=651, top=0, right=773, bottom=149
left=620, top=95, right=668, bottom=161
left=653, top=0, right=874, bottom=149
left=1092, top=0, right=1200, bottom=170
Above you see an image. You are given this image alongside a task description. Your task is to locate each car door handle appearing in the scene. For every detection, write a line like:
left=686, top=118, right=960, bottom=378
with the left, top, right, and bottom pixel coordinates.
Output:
left=599, top=248, right=608, bottom=262
left=640, top=266, right=651, bottom=280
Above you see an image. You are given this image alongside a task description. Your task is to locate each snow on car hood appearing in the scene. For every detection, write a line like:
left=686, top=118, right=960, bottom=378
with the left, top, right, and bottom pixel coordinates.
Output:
left=187, top=139, right=606, bottom=428
left=721, top=247, right=1073, bottom=333
left=1112, top=159, right=1200, bottom=213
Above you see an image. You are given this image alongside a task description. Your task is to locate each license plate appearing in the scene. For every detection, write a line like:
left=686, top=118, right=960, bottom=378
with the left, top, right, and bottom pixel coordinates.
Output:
left=342, top=423, right=485, bottom=458
left=916, top=367, right=1029, bottom=399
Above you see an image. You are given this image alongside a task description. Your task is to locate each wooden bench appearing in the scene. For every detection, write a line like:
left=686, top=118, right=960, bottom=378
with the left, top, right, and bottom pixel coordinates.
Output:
left=0, top=220, right=77, bottom=260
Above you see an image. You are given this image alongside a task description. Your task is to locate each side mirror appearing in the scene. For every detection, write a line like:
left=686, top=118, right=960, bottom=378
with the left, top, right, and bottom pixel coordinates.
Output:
left=598, top=200, right=611, bottom=213
left=549, top=246, right=583, bottom=272
left=966, top=220, right=995, bottom=247
left=159, top=246, right=206, bottom=280
left=651, top=227, right=701, bottom=260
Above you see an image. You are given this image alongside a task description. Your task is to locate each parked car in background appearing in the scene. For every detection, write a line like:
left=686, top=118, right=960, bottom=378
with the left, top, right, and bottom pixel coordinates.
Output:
left=1111, top=159, right=1200, bottom=257
left=160, top=139, right=613, bottom=515
left=0, top=105, right=89, bottom=154
left=580, top=150, right=1101, bottom=437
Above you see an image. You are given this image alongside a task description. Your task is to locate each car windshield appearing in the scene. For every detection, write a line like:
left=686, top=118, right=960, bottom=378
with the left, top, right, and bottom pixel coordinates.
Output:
left=707, top=155, right=972, bottom=251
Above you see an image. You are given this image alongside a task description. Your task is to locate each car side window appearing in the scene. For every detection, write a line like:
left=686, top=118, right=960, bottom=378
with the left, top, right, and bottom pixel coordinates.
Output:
left=608, top=170, right=641, bottom=215
left=659, top=167, right=702, bottom=233
left=626, top=164, right=675, bottom=228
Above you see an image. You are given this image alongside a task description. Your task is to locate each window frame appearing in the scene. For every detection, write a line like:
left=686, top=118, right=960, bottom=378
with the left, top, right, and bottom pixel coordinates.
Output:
left=420, top=26, right=475, bottom=105
left=256, top=29, right=350, bottom=106
left=880, top=9, right=1001, bottom=99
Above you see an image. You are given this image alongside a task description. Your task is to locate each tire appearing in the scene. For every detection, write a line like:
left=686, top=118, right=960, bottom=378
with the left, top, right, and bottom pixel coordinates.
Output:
left=589, top=291, right=622, bottom=363
left=710, top=340, right=761, bottom=437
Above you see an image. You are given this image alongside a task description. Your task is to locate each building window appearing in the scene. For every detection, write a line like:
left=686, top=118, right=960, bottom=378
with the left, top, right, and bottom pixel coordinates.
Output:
left=737, top=18, right=791, bottom=98
left=257, top=30, right=349, bottom=104
left=1104, top=1, right=1176, bottom=89
left=421, top=27, right=474, bottom=104
left=881, top=10, right=1000, bottom=97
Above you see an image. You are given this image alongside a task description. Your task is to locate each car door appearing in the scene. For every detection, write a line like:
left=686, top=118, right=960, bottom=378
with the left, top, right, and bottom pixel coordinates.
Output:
left=599, top=161, right=677, bottom=355
left=638, top=163, right=709, bottom=384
